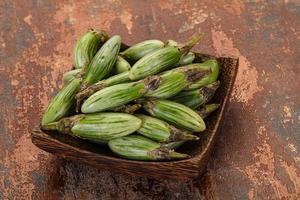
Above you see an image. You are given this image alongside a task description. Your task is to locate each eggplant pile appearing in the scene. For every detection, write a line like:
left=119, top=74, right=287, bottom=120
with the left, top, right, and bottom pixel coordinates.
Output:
left=41, top=29, right=220, bottom=161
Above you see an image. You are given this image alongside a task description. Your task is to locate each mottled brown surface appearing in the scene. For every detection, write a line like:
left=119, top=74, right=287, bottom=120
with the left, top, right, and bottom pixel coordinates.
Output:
left=0, top=0, right=299, bottom=199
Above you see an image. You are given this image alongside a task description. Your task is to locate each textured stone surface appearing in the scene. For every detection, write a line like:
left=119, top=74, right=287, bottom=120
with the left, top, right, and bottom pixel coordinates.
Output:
left=0, top=0, right=299, bottom=199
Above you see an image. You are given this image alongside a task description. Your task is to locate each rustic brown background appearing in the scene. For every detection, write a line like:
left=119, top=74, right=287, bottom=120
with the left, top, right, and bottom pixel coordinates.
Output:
left=0, top=0, right=299, bottom=199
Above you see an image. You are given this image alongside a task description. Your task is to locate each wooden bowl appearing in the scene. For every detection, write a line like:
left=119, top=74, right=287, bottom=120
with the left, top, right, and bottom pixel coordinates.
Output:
left=31, top=50, right=238, bottom=181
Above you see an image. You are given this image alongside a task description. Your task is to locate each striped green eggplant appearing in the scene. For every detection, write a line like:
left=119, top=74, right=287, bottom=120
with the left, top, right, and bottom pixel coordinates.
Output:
left=73, top=30, right=109, bottom=69
left=114, top=56, right=131, bottom=74
left=175, top=52, right=195, bottom=67
left=42, top=113, right=142, bottom=143
left=164, top=104, right=220, bottom=149
left=83, top=35, right=121, bottom=85
left=145, top=66, right=210, bottom=99
left=128, top=46, right=180, bottom=80
left=41, top=78, right=82, bottom=126
left=108, top=134, right=189, bottom=161
left=165, top=39, right=178, bottom=47
left=136, top=114, right=199, bottom=142
left=171, top=81, right=220, bottom=109
left=143, top=99, right=205, bottom=132
left=75, top=71, right=131, bottom=108
left=63, top=69, right=81, bottom=84
left=81, top=76, right=160, bottom=113
left=121, top=40, right=164, bottom=63
left=129, top=33, right=203, bottom=81
left=185, top=59, right=219, bottom=90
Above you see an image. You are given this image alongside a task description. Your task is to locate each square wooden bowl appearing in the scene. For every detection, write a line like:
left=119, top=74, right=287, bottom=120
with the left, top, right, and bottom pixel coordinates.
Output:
left=31, top=50, right=238, bottom=181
